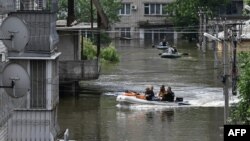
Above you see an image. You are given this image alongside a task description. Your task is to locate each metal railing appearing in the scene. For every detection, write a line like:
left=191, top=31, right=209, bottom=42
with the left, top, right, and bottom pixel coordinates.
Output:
left=0, top=89, right=27, bottom=128
left=0, top=0, right=58, bottom=14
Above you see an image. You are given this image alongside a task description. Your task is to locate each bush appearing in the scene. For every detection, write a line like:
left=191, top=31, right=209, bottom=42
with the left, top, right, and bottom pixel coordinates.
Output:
left=82, top=38, right=119, bottom=63
left=101, top=43, right=120, bottom=63
left=82, top=38, right=97, bottom=60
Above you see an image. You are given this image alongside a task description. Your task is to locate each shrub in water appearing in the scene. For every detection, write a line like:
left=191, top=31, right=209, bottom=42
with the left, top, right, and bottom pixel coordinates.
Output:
left=82, top=38, right=119, bottom=63
left=82, top=38, right=97, bottom=60
left=101, top=43, right=120, bottom=63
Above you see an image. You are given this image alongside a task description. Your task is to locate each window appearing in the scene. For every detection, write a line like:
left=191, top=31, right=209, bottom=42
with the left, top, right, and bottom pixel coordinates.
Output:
left=30, top=60, right=46, bottom=109
left=116, top=27, right=131, bottom=38
left=121, top=28, right=130, bottom=38
left=119, top=3, right=131, bottom=15
left=144, top=3, right=167, bottom=15
left=145, top=4, right=149, bottom=14
left=36, top=0, right=47, bottom=9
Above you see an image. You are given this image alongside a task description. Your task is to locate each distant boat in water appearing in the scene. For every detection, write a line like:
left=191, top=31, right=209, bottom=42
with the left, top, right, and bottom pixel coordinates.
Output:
left=153, top=41, right=171, bottom=50
left=161, top=47, right=182, bottom=58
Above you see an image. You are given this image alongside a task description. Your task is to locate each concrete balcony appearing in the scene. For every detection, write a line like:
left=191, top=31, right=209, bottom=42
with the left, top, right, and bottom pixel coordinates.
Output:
left=59, top=59, right=100, bottom=82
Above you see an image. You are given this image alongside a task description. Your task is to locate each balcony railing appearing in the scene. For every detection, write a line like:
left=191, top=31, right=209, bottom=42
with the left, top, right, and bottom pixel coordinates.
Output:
left=138, top=19, right=173, bottom=27
left=0, top=89, right=27, bottom=127
left=0, top=0, right=58, bottom=14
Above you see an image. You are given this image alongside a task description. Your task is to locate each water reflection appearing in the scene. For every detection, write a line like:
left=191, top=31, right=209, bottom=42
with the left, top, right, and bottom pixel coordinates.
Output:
left=58, top=94, right=102, bottom=141
left=58, top=92, right=224, bottom=141
left=160, top=110, right=174, bottom=122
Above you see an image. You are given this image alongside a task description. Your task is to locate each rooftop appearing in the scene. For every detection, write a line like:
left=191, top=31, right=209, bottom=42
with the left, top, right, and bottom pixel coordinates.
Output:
left=56, top=20, right=97, bottom=31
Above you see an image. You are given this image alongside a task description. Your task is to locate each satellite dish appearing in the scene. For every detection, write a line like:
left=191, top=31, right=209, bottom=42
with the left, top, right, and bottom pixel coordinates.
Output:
left=2, top=63, right=30, bottom=98
left=0, top=16, right=29, bottom=52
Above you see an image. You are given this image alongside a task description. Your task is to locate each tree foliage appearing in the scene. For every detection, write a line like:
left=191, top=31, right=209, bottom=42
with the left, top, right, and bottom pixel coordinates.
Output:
left=82, top=38, right=97, bottom=60
left=230, top=52, right=250, bottom=124
left=243, top=0, right=250, bottom=15
left=58, top=0, right=122, bottom=24
left=165, top=0, right=230, bottom=40
left=82, top=38, right=119, bottom=63
left=101, top=43, right=120, bottom=63
left=245, top=0, right=250, bottom=5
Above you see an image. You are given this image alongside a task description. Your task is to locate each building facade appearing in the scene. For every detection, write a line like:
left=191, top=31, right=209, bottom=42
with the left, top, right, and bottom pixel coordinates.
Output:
left=0, top=0, right=60, bottom=140
left=56, top=0, right=109, bottom=94
left=57, top=23, right=100, bottom=86
left=111, top=0, right=245, bottom=41
left=111, top=0, right=174, bottom=41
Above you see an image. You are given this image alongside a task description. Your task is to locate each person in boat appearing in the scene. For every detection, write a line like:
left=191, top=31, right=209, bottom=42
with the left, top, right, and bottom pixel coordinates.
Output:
left=168, top=47, right=175, bottom=54
left=161, top=86, right=175, bottom=102
left=145, top=85, right=155, bottom=101
left=158, top=85, right=166, bottom=100
left=173, top=47, right=178, bottom=54
left=124, top=90, right=140, bottom=96
left=162, top=38, right=167, bottom=46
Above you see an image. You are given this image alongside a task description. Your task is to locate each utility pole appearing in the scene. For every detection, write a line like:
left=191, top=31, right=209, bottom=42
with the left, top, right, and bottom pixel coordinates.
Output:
left=231, top=22, right=243, bottom=96
left=202, top=8, right=207, bottom=53
left=90, top=0, right=94, bottom=40
left=223, top=21, right=229, bottom=124
left=198, top=7, right=207, bottom=53
left=97, top=12, right=101, bottom=57
left=198, top=7, right=203, bottom=50
left=67, top=0, right=75, bottom=26
left=214, top=17, right=219, bottom=67
left=232, top=24, right=237, bottom=96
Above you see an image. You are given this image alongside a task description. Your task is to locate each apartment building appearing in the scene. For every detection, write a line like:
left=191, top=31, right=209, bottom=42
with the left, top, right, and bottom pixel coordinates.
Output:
left=111, top=0, right=174, bottom=41
left=111, top=0, right=244, bottom=41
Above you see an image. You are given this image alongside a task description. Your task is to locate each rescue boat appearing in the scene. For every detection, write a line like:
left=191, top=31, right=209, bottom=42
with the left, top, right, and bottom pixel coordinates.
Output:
left=116, top=91, right=190, bottom=106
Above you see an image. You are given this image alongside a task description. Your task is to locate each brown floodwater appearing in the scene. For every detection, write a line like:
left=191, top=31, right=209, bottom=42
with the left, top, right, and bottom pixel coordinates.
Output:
left=58, top=39, right=237, bottom=141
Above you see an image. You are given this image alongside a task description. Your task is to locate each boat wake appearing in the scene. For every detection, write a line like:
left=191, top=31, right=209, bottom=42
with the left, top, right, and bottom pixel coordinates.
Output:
left=103, top=86, right=239, bottom=109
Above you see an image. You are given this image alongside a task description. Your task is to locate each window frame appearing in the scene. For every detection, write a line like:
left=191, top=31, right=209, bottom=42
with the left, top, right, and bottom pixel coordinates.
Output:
left=144, top=3, right=167, bottom=16
left=119, top=3, right=131, bottom=15
left=117, top=27, right=131, bottom=38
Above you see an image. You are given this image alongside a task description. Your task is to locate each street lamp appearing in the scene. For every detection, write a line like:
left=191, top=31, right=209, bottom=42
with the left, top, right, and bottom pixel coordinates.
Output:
left=244, top=5, right=250, bottom=11
left=203, top=32, right=229, bottom=124
left=203, top=32, right=221, bottom=42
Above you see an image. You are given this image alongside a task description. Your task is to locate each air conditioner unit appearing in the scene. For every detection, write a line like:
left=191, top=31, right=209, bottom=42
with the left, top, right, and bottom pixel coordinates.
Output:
left=131, top=5, right=137, bottom=10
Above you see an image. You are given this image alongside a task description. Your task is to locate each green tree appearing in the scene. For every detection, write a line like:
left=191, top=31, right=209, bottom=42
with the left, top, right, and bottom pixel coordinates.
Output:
left=82, top=38, right=119, bottom=63
left=245, top=0, right=250, bottom=5
left=230, top=52, right=250, bottom=124
left=58, top=0, right=121, bottom=24
left=165, top=0, right=230, bottom=41
left=243, top=0, right=250, bottom=15
left=101, top=43, right=119, bottom=63
left=58, top=0, right=68, bottom=19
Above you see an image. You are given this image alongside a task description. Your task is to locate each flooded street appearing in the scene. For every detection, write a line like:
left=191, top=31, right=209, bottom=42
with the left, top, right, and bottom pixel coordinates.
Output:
left=58, top=39, right=236, bottom=141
